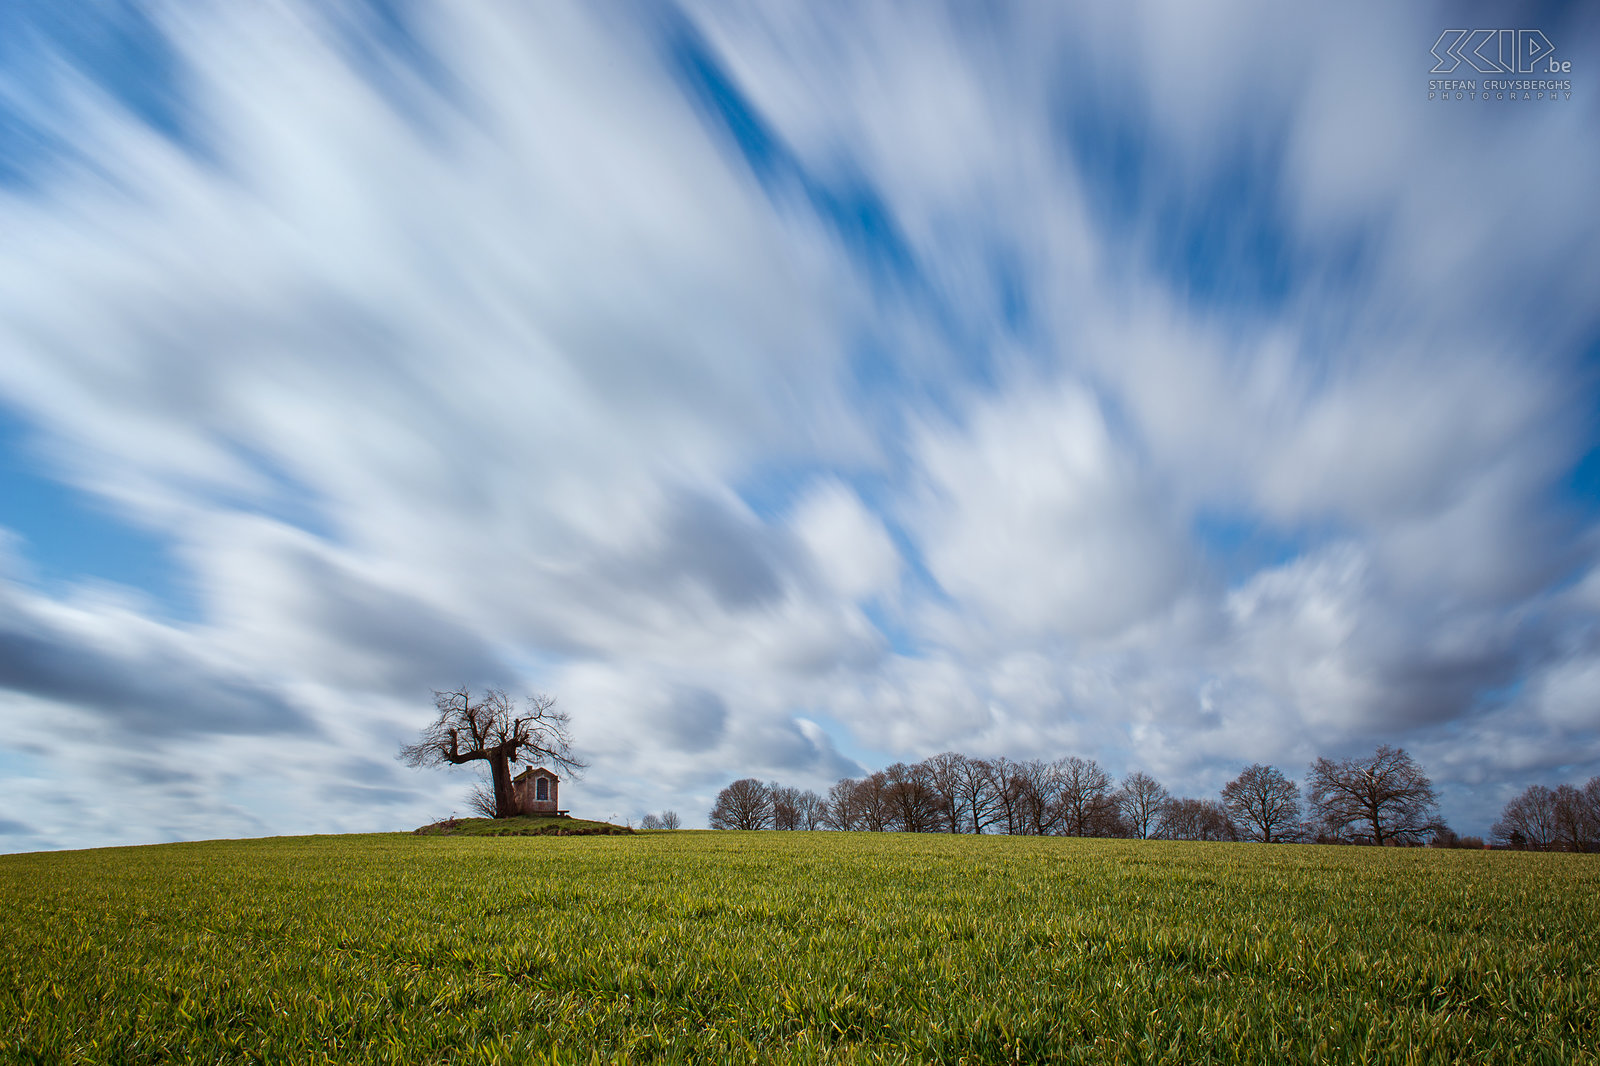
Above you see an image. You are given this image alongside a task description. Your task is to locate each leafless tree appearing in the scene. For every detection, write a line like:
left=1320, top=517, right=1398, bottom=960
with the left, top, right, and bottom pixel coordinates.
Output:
left=1221, top=764, right=1302, bottom=843
left=1493, top=777, right=1600, bottom=851
left=1117, top=772, right=1170, bottom=839
left=1056, top=756, right=1119, bottom=836
left=466, top=773, right=500, bottom=819
left=1157, top=797, right=1238, bottom=841
left=987, top=756, right=1025, bottom=834
left=1550, top=784, right=1596, bottom=852
left=770, top=784, right=804, bottom=830
left=823, top=777, right=864, bottom=830
left=1307, top=746, right=1440, bottom=845
left=1007, top=759, right=1060, bottom=835
left=660, top=809, right=681, bottom=830
left=1428, top=825, right=1484, bottom=849
left=1585, top=776, right=1600, bottom=849
left=709, top=778, right=772, bottom=830
left=884, top=762, right=940, bottom=832
left=794, top=789, right=826, bottom=830
left=954, top=757, right=1002, bottom=834
left=767, top=784, right=825, bottom=830
left=639, top=812, right=664, bottom=830
left=1493, top=784, right=1559, bottom=850
left=922, top=753, right=967, bottom=833
left=854, top=772, right=892, bottom=832
left=400, top=687, right=583, bottom=819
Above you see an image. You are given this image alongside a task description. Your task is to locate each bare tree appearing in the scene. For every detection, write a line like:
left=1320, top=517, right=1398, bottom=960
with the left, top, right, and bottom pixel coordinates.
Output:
left=1585, top=776, right=1600, bottom=850
left=764, top=785, right=827, bottom=830
left=1307, top=746, right=1440, bottom=846
left=1056, top=757, right=1117, bottom=836
left=884, top=762, right=940, bottom=832
left=1492, top=784, right=1559, bottom=850
left=1117, top=772, right=1170, bottom=840
left=660, top=810, right=681, bottom=830
left=1493, top=777, right=1600, bottom=851
left=988, top=756, right=1025, bottom=834
left=639, top=812, right=664, bottom=830
left=1221, top=764, right=1302, bottom=843
left=794, top=789, right=826, bottom=830
left=954, top=757, right=1002, bottom=834
left=823, top=777, right=864, bottom=830
left=1006, top=759, right=1059, bottom=835
left=400, top=687, right=582, bottom=819
left=854, top=772, right=892, bottom=832
left=922, top=753, right=967, bottom=833
left=1551, top=784, right=1594, bottom=852
left=709, top=778, right=773, bottom=830
left=466, top=773, right=499, bottom=819
left=1429, top=825, right=1473, bottom=849
left=770, top=784, right=803, bottom=830
left=1157, top=797, right=1238, bottom=841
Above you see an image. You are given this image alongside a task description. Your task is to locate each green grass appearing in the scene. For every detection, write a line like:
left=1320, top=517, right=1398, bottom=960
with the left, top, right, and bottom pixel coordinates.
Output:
left=2, top=833, right=1597, bottom=1064
left=413, top=815, right=632, bottom=836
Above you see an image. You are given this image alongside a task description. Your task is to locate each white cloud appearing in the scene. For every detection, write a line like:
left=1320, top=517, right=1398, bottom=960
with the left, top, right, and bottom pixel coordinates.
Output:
left=1531, top=655, right=1600, bottom=733
left=909, top=379, right=1191, bottom=641
left=792, top=480, right=900, bottom=600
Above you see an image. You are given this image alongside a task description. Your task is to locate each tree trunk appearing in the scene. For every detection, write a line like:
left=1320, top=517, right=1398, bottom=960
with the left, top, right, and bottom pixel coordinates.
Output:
left=489, top=748, right=516, bottom=818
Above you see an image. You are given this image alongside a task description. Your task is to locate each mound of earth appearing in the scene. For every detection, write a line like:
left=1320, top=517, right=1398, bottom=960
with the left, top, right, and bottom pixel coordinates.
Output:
left=413, top=814, right=632, bottom=836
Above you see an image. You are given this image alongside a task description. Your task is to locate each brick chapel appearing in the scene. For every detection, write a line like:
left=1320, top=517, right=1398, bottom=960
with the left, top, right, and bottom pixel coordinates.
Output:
left=511, top=766, right=563, bottom=816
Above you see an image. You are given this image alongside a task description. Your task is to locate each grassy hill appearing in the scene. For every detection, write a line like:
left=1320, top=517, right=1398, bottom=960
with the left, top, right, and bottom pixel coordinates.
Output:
left=2, top=832, right=1598, bottom=1063
left=413, top=814, right=632, bottom=836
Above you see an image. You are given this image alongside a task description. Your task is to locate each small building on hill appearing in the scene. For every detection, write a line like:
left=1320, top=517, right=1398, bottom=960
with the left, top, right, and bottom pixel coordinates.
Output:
left=512, top=766, right=563, bottom=816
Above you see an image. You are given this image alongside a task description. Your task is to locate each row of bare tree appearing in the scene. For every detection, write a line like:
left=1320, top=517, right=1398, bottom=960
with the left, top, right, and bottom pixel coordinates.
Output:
left=710, top=746, right=1454, bottom=844
left=1491, top=778, right=1600, bottom=851
left=639, top=810, right=682, bottom=830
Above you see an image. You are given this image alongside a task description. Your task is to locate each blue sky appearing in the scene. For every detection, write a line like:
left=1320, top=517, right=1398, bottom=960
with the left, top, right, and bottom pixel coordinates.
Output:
left=2, top=1, right=1599, bottom=851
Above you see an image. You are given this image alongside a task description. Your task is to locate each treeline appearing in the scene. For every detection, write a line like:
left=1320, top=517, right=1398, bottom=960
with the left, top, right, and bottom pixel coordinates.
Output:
left=638, top=810, right=681, bottom=830
left=1491, top=778, right=1600, bottom=851
left=710, top=745, right=1491, bottom=846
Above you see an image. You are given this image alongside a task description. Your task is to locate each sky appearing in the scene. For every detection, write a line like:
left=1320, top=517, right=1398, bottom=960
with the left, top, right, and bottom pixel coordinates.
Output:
left=2, top=1, right=1599, bottom=852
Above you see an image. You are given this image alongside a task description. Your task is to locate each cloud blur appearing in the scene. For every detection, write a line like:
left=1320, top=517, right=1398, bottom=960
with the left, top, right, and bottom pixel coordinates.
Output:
left=1, top=2, right=1598, bottom=849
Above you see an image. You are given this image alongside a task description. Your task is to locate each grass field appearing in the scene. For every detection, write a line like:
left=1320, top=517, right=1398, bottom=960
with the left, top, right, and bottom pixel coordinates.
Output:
left=2, top=832, right=1597, bottom=1064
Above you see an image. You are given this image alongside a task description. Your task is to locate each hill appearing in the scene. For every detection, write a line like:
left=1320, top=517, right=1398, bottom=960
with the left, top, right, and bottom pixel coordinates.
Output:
left=2, top=833, right=1597, bottom=1063
left=413, top=814, right=631, bottom=836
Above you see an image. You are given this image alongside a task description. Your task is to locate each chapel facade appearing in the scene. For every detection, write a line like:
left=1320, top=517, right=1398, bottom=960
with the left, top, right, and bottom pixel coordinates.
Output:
left=511, top=766, right=562, bottom=815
